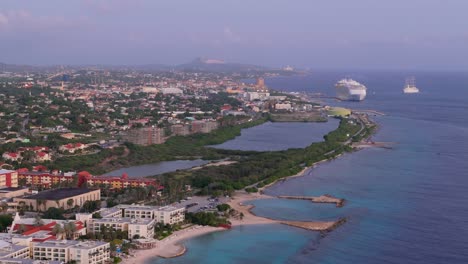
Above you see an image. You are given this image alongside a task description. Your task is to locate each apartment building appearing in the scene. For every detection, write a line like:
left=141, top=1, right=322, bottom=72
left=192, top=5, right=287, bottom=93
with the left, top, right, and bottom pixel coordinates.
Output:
left=91, top=218, right=155, bottom=239
left=32, top=240, right=110, bottom=264
left=153, top=206, right=186, bottom=225
left=120, top=205, right=185, bottom=225
left=0, top=241, right=29, bottom=260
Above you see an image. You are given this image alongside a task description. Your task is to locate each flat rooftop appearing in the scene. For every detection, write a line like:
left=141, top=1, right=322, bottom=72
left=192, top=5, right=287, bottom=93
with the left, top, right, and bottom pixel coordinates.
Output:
left=0, top=187, right=28, bottom=193
left=22, top=188, right=98, bottom=200
left=94, top=217, right=154, bottom=225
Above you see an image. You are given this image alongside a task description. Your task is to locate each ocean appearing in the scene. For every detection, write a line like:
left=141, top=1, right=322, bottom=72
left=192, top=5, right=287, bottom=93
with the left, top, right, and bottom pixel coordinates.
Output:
left=151, top=71, right=468, bottom=264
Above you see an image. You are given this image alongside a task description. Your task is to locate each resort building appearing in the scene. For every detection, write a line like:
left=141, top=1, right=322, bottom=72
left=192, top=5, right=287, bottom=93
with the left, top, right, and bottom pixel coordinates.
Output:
left=0, top=187, right=28, bottom=199
left=0, top=241, right=30, bottom=260
left=17, top=170, right=161, bottom=190
left=120, top=205, right=186, bottom=225
left=153, top=206, right=186, bottom=225
left=32, top=240, right=110, bottom=264
left=13, top=188, right=101, bottom=211
left=90, top=218, right=155, bottom=239
left=17, top=171, right=74, bottom=188
left=0, top=170, right=18, bottom=188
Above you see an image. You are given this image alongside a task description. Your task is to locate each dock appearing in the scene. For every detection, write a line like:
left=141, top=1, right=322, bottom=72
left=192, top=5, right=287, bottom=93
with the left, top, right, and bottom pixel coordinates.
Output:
left=353, top=141, right=395, bottom=149
left=280, top=218, right=346, bottom=232
left=277, top=194, right=345, bottom=207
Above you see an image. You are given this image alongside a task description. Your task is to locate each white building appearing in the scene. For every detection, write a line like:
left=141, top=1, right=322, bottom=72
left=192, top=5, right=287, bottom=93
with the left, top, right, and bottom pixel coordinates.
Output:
left=120, top=205, right=185, bottom=225
left=275, top=103, right=292, bottom=110
left=91, top=217, right=155, bottom=239
left=153, top=206, right=186, bottom=225
left=160, top=88, right=183, bottom=95
left=32, top=240, right=110, bottom=264
left=0, top=241, right=30, bottom=260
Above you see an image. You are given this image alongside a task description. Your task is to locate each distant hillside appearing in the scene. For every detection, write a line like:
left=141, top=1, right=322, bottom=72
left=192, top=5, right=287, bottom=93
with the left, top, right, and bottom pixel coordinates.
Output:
left=176, top=58, right=271, bottom=72
left=0, top=59, right=278, bottom=73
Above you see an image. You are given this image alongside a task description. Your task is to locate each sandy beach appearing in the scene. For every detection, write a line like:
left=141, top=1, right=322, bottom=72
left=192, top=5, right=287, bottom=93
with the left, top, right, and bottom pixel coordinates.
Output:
left=121, top=225, right=225, bottom=264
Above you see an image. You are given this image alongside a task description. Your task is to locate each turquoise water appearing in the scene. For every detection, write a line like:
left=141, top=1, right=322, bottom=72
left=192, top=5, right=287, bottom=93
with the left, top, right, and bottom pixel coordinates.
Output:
left=152, top=72, right=468, bottom=263
left=150, top=224, right=315, bottom=264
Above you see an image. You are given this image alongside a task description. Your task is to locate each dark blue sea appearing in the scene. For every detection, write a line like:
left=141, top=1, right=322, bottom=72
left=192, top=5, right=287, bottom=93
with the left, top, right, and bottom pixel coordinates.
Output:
left=152, top=71, right=468, bottom=264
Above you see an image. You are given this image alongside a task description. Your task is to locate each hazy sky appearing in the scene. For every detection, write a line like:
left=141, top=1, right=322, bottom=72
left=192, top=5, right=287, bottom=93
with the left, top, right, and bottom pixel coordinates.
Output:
left=1, top=0, right=467, bottom=70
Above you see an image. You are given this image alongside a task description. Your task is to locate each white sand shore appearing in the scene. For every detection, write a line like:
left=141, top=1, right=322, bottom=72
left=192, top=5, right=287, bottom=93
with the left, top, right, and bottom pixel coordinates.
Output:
left=121, top=225, right=224, bottom=264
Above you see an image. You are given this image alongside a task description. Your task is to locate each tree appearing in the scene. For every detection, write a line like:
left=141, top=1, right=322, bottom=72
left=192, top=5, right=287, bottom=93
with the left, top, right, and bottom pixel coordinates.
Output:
left=33, top=215, right=44, bottom=226
left=0, top=202, right=8, bottom=212
left=64, top=222, right=77, bottom=239
left=0, top=214, right=13, bottom=232
left=216, top=204, right=231, bottom=212
left=67, top=199, right=74, bottom=209
left=52, top=224, right=65, bottom=239
left=17, top=224, right=27, bottom=234
left=43, top=207, right=65, bottom=220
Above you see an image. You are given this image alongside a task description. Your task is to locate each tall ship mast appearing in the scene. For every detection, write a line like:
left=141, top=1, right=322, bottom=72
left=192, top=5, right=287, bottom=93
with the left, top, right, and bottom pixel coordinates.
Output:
left=403, top=77, right=420, bottom=94
left=335, top=79, right=367, bottom=101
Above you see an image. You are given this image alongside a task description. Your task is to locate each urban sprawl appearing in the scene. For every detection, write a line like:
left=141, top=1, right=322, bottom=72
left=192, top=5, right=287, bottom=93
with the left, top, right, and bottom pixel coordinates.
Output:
left=0, top=66, right=355, bottom=264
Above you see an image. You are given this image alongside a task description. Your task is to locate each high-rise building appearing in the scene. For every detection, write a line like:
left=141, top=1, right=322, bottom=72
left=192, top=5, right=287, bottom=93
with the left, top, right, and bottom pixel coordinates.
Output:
left=124, top=127, right=165, bottom=146
left=256, top=77, right=265, bottom=88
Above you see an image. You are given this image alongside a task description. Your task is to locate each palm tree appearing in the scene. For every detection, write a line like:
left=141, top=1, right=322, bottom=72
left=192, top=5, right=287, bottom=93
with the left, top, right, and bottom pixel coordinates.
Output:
left=52, top=224, right=65, bottom=239
left=0, top=202, right=8, bottom=212
left=64, top=222, right=77, bottom=239
left=34, top=215, right=44, bottom=226
left=67, top=199, right=74, bottom=209
left=17, top=224, right=27, bottom=234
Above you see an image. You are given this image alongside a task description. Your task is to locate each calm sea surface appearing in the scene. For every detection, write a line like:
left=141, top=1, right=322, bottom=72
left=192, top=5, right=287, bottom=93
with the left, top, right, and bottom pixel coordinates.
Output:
left=152, top=72, right=468, bottom=264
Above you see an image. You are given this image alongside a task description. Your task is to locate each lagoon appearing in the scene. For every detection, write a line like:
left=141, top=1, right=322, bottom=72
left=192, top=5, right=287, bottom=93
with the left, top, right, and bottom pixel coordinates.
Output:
left=101, top=159, right=211, bottom=178
left=211, top=119, right=339, bottom=152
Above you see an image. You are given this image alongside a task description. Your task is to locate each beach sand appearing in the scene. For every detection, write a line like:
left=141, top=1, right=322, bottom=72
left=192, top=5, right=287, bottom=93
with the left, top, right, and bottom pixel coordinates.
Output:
left=121, top=226, right=224, bottom=264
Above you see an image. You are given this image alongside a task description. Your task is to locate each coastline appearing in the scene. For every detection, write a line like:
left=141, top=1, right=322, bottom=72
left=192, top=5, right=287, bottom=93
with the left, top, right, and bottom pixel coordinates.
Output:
left=121, top=226, right=225, bottom=264
left=122, top=115, right=378, bottom=263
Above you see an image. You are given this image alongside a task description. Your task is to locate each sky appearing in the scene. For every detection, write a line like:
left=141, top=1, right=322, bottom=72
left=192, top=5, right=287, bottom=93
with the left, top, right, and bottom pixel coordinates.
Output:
left=1, top=0, right=467, bottom=70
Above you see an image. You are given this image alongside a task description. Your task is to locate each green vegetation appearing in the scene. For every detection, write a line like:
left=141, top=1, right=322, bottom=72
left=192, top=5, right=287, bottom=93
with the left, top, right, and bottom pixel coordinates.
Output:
left=327, top=107, right=351, bottom=117
left=216, top=203, right=231, bottom=212
left=245, top=187, right=259, bottom=193
left=185, top=212, right=229, bottom=227
left=42, top=207, right=65, bottom=219
left=156, top=117, right=362, bottom=196
left=0, top=214, right=13, bottom=232
left=153, top=222, right=181, bottom=240
left=52, top=116, right=267, bottom=174
left=269, top=112, right=326, bottom=122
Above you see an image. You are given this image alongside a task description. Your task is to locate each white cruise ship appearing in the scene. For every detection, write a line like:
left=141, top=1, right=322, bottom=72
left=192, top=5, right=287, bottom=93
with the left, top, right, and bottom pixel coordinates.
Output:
left=335, top=79, right=367, bottom=101
left=403, top=77, right=420, bottom=94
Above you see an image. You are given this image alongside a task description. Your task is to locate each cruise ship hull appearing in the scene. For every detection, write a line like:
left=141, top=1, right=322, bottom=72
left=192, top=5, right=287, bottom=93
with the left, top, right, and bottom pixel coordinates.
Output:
left=403, top=87, right=419, bottom=94
left=336, top=87, right=367, bottom=101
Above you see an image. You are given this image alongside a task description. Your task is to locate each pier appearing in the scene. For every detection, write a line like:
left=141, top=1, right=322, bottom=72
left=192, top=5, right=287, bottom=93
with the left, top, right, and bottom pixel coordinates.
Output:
left=353, top=141, right=395, bottom=149
left=352, top=109, right=385, bottom=116
left=280, top=218, right=347, bottom=232
left=278, top=194, right=345, bottom=207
